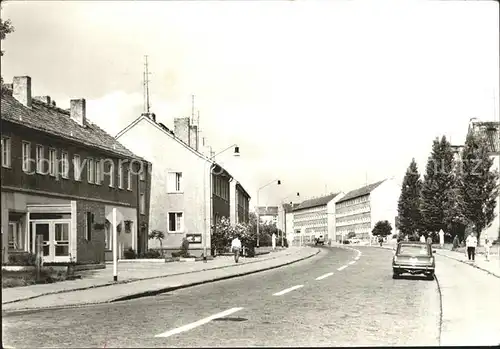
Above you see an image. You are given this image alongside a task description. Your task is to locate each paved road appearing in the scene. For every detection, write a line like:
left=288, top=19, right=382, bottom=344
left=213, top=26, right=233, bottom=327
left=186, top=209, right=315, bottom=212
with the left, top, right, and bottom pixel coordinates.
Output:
left=2, top=246, right=440, bottom=347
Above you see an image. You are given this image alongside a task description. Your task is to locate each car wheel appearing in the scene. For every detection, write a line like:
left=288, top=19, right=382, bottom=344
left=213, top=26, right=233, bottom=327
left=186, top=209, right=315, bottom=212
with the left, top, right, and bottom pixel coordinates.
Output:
left=392, top=272, right=399, bottom=279
left=426, top=273, right=435, bottom=280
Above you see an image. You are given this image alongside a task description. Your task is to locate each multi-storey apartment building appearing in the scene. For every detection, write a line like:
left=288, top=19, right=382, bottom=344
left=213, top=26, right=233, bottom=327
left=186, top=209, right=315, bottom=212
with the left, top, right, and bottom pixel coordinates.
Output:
left=257, top=206, right=279, bottom=225
left=292, top=192, right=344, bottom=245
left=335, top=178, right=400, bottom=242
left=280, top=202, right=299, bottom=245
left=115, top=113, right=250, bottom=256
left=1, top=76, right=151, bottom=265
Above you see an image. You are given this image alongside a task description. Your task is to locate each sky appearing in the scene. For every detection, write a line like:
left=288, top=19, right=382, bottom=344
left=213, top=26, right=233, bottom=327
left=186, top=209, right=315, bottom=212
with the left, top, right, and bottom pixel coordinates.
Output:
left=2, top=0, right=499, bottom=208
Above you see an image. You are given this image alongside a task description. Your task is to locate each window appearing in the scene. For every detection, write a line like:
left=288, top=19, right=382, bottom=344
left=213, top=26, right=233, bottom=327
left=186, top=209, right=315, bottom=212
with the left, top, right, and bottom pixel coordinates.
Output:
left=108, top=160, right=115, bottom=187
left=85, top=212, right=94, bottom=241
left=73, top=154, right=81, bottom=181
left=1, top=137, right=11, bottom=168
left=22, top=141, right=31, bottom=172
left=168, top=212, right=183, bottom=232
left=95, top=160, right=101, bottom=185
left=127, top=165, right=132, bottom=191
left=48, top=148, right=57, bottom=176
left=118, top=161, right=124, bottom=189
left=60, top=151, right=69, bottom=179
left=167, top=172, right=182, bottom=192
left=35, top=145, right=45, bottom=173
left=8, top=222, right=20, bottom=249
left=140, top=193, right=145, bottom=215
left=87, top=158, right=94, bottom=184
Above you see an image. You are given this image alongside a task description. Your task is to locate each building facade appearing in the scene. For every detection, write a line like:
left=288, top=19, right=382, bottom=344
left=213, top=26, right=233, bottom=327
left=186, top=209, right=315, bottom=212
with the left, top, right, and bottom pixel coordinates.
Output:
left=115, top=113, right=250, bottom=255
left=257, top=206, right=279, bottom=225
left=292, top=193, right=344, bottom=245
left=1, top=76, right=151, bottom=265
left=230, top=181, right=251, bottom=225
left=279, top=203, right=299, bottom=244
left=335, top=179, right=400, bottom=242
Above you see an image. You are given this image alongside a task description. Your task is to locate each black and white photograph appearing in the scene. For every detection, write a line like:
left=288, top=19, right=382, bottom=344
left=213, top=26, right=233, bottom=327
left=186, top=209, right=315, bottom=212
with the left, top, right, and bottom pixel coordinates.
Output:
left=1, top=0, right=499, bottom=347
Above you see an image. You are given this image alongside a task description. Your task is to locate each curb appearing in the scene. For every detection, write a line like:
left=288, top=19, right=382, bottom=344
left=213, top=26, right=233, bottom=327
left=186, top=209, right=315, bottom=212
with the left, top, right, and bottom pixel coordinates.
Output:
left=435, top=252, right=500, bottom=279
left=2, top=249, right=320, bottom=313
left=111, top=248, right=320, bottom=302
left=2, top=250, right=292, bottom=306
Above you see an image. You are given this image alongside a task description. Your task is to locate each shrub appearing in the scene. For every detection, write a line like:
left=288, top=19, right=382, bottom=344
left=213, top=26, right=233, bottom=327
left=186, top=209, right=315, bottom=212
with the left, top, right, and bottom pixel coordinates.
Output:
left=180, top=237, right=190, bottom=258
left=7, top=252, right=37, bottom=266
left=124, top=247, right=137, bottom=259
left=142, top=249, right=161, bottom=259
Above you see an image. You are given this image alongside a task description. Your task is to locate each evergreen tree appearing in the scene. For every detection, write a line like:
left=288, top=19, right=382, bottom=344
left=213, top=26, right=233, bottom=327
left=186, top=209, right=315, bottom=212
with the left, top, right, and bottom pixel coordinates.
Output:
left=459, top=131, right=499, bottom=243
left=397, top=158, right=423, bottom=237
left=421, top=136, right=456, bottom=233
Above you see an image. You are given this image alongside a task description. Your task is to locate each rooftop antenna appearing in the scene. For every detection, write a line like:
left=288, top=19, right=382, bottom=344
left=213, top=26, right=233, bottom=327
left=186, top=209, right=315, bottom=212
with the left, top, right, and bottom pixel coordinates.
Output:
left=197, top=110, right=200, bottom=127
left=143, top=55, right=151, bottom=113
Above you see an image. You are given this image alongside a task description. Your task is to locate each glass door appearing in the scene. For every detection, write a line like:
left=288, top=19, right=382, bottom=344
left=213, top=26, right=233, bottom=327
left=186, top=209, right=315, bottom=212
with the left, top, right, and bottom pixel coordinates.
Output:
left=54, top=221, right=70, bottom=262
left=31, top=220, right=71, bottom=263
left=33, top=222, right=51, bottom=262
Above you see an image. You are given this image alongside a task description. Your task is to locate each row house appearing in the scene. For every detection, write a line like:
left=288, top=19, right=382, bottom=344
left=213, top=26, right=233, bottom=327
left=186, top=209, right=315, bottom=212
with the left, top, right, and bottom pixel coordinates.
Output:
left=1, top=76, right=151, bottom=265
left=292, top=192, right=343, bottom=245
left=115, top=113, right=251, bottom=256
left=335, top=178, right=400, bottom=241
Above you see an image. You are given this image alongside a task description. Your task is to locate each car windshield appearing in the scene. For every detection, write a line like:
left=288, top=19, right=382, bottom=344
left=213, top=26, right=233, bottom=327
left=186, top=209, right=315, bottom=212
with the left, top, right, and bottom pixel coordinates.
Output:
left=398, top=244, right=429, bottom=256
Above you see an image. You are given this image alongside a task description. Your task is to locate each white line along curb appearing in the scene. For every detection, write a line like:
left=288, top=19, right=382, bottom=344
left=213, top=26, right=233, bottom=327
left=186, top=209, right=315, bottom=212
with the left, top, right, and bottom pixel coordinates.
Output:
left=315, top=272, right=334, bottom=280
left=155, top=307, right=244, bottom=338
left=273, top=285, right=304, bottom=296
left=337, top=265, right=348, bottom=271
left=349, top=261, right=356, bottom=265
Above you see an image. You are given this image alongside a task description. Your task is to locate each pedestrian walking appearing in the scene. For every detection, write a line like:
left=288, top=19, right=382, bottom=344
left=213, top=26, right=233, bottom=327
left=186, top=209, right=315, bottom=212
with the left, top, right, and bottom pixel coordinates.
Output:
left=484, top=234, right=491, bottom=262
left=426, top=235, right=433, bottom=246
left=420, top=234, right=426, bottom=243
left=231, top=235, right=242, bottom=263
left=452, top=235, right=459, bottom=251
left=465, top=232, right=478, bottom=262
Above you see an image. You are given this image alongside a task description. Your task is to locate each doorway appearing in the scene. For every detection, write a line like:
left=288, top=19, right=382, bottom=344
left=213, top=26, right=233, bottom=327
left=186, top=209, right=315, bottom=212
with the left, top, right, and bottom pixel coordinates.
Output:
left=31, top=220, right=71, bottom=263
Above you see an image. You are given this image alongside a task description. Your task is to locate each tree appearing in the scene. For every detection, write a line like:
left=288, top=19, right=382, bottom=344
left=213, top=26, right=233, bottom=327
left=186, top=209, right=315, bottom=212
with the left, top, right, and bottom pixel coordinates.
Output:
left=1, top=0, right=14, bottom=87
left=347, top=232, right=356, bottom=239
left=148, top=230, right=165, bottom=256
left=458, top=131, right=499, bottom=243
left=397, top=158, right=423, bottom=237
left=421, top=136, right=456, bottom=233
left=372, top=220, right=393, bottom=237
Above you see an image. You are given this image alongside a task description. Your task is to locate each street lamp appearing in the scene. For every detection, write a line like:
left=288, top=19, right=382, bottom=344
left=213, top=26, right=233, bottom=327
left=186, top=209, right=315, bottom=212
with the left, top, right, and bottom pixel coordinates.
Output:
left=203, top=144, right=240, bottom=262
left=256, top=179, right=281, bottom=247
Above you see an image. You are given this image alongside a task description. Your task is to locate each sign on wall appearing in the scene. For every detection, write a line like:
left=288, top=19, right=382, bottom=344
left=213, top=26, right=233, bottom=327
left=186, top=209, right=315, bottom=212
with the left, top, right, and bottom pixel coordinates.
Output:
left=185, top=233, right=202, bottom=244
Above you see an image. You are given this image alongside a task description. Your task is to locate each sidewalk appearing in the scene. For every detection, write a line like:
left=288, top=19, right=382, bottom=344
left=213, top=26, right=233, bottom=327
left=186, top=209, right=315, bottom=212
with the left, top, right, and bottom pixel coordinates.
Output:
left=434, top=247, right=500, bottom=278
left=435, top=254, right=500, bottom=346
left=2, top=247, right=319, bottom=313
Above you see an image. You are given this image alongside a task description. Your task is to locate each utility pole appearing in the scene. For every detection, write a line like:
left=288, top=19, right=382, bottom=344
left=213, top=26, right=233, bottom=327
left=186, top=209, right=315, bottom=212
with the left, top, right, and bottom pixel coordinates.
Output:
left=143, top=55, right=151, bottom=113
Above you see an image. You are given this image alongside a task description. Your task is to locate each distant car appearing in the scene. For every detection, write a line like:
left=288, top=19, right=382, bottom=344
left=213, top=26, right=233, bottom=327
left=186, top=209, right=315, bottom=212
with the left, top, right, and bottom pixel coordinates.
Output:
left=349, top=238, right=360, bottom=244
left=315, top=235, right=325, bottom=245
left=392, top=242, right=436, bottom=280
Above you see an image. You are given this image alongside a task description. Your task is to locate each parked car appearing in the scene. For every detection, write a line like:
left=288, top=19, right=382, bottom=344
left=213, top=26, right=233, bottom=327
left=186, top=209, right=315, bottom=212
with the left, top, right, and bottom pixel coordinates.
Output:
left=392, top=242, right=436, bottom=280
left=315, top=235, right=325, bottom=245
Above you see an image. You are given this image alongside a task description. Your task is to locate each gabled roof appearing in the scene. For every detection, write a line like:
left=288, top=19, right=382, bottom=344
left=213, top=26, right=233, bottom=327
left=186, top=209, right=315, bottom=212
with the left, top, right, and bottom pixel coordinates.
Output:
left=293, top=192, right=341, bottom=211
left=336, top=180, right=386, bottom=204
left=283, top=203, right=300, bottom=213
left=236, top=182, right=251, bottom=199
left=1, top=91, right=140, bottom=159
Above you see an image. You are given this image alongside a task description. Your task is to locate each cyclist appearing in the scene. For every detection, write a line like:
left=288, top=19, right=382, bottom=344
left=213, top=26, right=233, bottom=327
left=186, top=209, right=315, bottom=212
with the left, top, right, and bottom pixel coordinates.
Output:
left=231, top=235, right=242, bottom=263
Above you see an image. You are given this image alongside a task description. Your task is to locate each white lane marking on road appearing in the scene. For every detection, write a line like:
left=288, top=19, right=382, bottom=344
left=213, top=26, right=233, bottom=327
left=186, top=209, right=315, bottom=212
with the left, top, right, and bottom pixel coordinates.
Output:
left=349, top=260, right=356, bottom=265
left=337, top=265, right=348, bottom=271
left=315, top=272, right=334, bottom=280
left=273, top=285, right=304, bottom=296
left=155, top=307, right=244, bottom=338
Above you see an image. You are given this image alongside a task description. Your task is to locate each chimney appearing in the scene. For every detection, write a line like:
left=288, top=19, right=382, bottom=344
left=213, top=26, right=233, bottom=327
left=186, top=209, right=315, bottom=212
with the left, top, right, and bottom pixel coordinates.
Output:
left=34, top=96, right=51, bottom=105
left=70, top=99, right=86, bottom=126
left=174, top=117, right=191, bottom=145
left=189, top=125, right=199, bottom=151
left=13, top=76, right=32, bottom=108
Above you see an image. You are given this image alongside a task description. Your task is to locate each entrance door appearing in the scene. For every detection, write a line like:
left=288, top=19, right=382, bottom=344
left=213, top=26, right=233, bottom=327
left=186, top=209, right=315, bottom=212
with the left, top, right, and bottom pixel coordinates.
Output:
left=32, top=220, right=71, bottom=263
